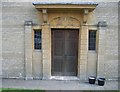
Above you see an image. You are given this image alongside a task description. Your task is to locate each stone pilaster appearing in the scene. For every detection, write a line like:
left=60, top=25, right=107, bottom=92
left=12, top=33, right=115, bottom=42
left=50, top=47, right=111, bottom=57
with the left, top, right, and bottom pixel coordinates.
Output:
left=42, top=24, right=51, bottom=79
left=24, top=21, right=33, bottom=80
left=97, top=21, right=107, bottom=77
left=79, top=25, right=88, bottom=80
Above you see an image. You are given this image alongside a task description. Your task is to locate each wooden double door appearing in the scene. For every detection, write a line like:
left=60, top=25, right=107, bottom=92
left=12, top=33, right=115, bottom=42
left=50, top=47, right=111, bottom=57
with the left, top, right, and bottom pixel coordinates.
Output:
left=51, top=29, right=79, bottom=76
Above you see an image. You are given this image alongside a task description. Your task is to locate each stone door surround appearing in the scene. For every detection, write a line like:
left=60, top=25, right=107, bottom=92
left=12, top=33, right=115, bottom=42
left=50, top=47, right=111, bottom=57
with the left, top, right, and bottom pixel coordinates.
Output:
left=24, top=2, right=98, bottom=80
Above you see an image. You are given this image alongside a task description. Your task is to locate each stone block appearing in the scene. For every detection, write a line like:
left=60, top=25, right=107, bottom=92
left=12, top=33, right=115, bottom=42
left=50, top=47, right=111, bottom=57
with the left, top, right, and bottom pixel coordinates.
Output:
left=43, top=60, right=51, bottom=69
left=80, top=44, right=87, bottom=50
left=80, top=40, right=87, bottom=45
left=80, top=64, right=87, bottom=70
left=42, top=50, right=50, bottom=57
left=80, top=59, right=87, bottom=65
left=42, top=33, right=50, bottom=39
left=79, top=75, right=87, bottom=80
left=80, top=49, right=88, bottom=54
left=42, top=29, right=50, bottom=34
left=42, top=68, right=51, bottom=79
left=80, top=30, right=88, bottom=35
left=33, top=51, right=42, bottom=79
left=80, top=35, right=88, bottom=40
left=80, top=55, right=87, bottom=60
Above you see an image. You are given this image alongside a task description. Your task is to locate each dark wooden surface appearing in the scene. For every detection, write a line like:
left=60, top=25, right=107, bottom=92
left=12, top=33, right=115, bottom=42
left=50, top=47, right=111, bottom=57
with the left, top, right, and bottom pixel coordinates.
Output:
left=51, top=29, right=79, bottom=76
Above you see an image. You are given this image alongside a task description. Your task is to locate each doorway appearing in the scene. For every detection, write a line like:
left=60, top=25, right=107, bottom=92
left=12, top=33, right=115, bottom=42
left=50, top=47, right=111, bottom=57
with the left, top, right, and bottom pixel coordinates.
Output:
left=51, top=29, right=79, bottom=76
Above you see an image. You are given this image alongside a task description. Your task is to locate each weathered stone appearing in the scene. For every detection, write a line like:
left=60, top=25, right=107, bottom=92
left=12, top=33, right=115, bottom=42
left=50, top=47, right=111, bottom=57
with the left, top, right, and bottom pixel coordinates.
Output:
left=1, top=1, right=118, bottom=81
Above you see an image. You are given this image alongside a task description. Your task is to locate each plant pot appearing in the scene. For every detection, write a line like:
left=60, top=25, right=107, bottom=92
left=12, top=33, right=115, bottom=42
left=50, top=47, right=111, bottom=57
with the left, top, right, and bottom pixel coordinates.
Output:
left=98, top=78, right=105, bottom=86
left=88, top=76, right=96, bottom=84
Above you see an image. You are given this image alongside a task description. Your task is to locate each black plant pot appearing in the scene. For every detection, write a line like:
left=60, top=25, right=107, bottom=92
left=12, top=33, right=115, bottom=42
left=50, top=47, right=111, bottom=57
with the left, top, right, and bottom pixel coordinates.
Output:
left=98, top=78, right=105, bottom=86
left=88, top=76, right=96, bottom=84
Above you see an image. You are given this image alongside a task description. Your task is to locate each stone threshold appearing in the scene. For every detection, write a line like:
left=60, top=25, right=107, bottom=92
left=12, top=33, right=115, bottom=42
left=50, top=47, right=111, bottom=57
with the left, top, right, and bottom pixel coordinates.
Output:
left=50, top=76, right=79, bottom=80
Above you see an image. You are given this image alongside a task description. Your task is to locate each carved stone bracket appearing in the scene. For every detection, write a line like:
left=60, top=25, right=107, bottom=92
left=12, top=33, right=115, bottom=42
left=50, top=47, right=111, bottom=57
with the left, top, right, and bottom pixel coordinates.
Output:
left=83, top=9, right=89, bottom=24
left=42, top=9, right=48, bottom=23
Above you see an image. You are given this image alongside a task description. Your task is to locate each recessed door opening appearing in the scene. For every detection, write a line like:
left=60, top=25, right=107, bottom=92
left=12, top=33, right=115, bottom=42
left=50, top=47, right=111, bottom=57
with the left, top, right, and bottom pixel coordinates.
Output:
left=51, top=29, right=79, bottom=76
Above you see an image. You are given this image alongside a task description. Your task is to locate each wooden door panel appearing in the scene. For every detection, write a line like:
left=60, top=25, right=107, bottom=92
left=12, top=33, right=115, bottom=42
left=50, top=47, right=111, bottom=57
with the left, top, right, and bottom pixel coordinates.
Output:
left=54, top=40, right=64, bottom=56
left=52, top=29, right=78, bottom=76
left=63, top=57, right=77, bottom=76
left=52, top=30, right=64, bottom=76
left=52, top=58, right=63, bottom=76
left=64, top=30, right=78, bottom=76
left=66, top=40, right=77, bottom=56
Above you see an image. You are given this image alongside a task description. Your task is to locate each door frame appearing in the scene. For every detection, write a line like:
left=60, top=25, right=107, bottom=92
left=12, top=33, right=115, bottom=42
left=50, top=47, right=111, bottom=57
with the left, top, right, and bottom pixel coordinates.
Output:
left=41, top=17, right=89, bottom=80
left=51, top=28, right=79, bottom=77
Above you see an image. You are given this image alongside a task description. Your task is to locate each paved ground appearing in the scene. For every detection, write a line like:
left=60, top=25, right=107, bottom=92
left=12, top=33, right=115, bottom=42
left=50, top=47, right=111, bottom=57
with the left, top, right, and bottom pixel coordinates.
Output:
left=2, top=79, right=118, bottom=90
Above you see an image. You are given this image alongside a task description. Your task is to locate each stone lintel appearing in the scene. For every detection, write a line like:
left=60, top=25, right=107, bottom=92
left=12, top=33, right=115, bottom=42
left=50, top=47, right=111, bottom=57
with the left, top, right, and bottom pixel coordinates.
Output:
left=33, top=3, right=98, bottom=12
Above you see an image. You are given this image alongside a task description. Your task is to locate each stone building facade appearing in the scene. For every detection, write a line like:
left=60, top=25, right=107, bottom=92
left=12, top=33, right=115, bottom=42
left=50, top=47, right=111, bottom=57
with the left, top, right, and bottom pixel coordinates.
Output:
left=1, top=1, right=119, bottom=80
